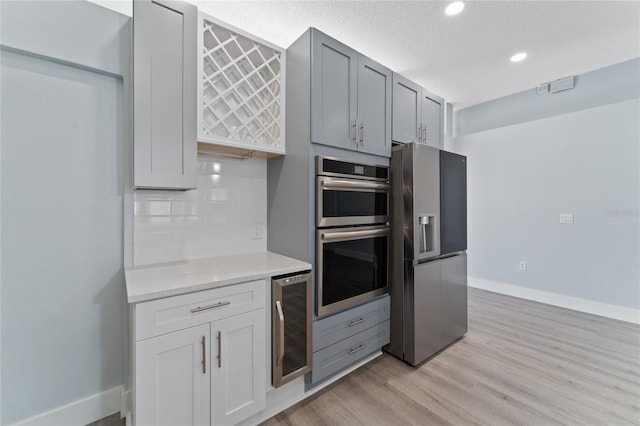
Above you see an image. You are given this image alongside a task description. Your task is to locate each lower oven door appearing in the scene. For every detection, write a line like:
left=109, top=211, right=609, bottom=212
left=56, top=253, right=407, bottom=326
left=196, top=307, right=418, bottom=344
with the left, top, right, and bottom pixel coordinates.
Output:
left=317, top=225, right=390, bottom=316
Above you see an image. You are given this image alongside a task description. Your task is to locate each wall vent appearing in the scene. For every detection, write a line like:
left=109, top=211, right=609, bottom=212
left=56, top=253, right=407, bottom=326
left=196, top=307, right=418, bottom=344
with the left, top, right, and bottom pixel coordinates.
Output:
left=536, top=83, right=549, bottom=94
left=549, top=76, right=576, bottom=94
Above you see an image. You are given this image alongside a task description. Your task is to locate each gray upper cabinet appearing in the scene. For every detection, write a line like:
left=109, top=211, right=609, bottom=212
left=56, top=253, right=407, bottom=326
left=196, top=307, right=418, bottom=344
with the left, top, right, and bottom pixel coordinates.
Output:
left=392, top=72, right=444, bottom=149
left=311, top=29, right=392, bottom=157
left=357, top=56, right=392, bottom=157
left=421, top=90, right=444, bottom=148
left=311, top=31, right=358, bottom=151
left=134, top=0, right=197, bottom=189
left=391, top=73, right=422, bottom=144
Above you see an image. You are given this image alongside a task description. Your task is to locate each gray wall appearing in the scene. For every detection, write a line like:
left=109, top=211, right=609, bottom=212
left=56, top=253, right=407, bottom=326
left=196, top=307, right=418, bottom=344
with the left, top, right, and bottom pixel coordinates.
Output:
left=1, top=2, right=130, bottom=423
left=449, top=60, right=640, bottom=310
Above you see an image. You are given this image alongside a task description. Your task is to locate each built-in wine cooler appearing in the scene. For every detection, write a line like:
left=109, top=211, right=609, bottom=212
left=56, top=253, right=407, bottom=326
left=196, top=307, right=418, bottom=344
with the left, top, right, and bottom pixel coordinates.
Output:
left=272, top=271, right=313, bottom=387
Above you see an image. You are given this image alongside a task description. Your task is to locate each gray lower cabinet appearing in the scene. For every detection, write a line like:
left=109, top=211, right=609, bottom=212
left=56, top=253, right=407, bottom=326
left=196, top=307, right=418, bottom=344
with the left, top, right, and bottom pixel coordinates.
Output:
left=392, top=72, right=444, bottom=149
left=311, top=295, right=390, bottom=384
left=133, top=0, right=197, bottom=189
left=309, top=29, right=392, bottom=157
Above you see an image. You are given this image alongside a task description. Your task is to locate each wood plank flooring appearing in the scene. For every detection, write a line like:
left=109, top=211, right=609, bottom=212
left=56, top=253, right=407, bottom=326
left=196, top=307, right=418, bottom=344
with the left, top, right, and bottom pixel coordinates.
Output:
left=263, top=288, right=640, bottom=425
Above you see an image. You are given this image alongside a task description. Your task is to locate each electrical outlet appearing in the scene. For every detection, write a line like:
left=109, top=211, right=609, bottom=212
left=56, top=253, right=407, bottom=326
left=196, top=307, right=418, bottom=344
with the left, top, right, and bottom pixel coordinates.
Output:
left=519, top=261, right=527, bottom=271
left=252, top=223, right=262, bottom=240
left=559, top=213, right=574, bottom=224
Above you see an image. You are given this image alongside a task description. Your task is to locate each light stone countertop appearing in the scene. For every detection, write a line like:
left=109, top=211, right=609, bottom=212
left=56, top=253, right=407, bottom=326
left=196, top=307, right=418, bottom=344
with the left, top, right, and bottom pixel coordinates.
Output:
left=125, top=251, right=311, bottom=303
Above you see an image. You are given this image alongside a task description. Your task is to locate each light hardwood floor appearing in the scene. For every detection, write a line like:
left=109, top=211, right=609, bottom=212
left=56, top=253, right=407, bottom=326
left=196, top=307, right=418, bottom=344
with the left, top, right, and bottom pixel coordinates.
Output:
left=263, top=288, right=640, bottom=425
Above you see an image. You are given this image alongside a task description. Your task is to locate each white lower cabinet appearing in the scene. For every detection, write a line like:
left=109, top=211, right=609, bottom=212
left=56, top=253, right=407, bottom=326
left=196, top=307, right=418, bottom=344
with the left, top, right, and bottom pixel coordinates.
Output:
left=211, top=310, right=266, bottom=425
left=136, top=324, right=211, bottom=426
left=133, top=281, right=267, bottom=426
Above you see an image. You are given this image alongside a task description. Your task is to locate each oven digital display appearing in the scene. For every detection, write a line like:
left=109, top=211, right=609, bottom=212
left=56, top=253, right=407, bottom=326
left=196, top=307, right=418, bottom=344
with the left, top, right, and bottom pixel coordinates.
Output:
left=353, top=165, right=365, bottom=175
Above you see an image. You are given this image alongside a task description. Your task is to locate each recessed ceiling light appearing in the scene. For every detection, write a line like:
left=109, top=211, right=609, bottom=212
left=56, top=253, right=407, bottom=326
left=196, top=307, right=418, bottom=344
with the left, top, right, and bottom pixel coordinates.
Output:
left=445, top=1, right=465, bottom=16
left=510, top=52, right=528, bottom=62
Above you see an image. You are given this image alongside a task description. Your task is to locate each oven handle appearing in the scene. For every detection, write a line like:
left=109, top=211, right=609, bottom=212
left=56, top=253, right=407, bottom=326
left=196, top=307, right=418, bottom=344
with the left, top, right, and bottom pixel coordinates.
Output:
left=321, top=227, right=389, bottom=242
left=320, top=178, right=389, bottom=191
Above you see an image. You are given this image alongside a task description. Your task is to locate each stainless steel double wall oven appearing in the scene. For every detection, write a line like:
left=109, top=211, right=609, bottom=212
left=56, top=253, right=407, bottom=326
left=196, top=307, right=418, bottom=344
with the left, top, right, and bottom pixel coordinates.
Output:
left=315, top=156, right=390, bottom=316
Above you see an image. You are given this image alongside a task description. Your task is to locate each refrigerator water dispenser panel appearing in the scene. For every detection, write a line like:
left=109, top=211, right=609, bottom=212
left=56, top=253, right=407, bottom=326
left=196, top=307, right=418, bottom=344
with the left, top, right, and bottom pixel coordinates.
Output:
left=418, top=215, right=436, bottom=253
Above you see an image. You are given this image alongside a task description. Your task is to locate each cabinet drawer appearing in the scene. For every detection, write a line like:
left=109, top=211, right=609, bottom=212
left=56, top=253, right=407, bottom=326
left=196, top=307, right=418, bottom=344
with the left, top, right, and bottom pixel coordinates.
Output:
left=135, top=280, right=266, bottom=341
left=311, top=320, right=390, bottom=384
left=313, top=295, right=390, bottom=350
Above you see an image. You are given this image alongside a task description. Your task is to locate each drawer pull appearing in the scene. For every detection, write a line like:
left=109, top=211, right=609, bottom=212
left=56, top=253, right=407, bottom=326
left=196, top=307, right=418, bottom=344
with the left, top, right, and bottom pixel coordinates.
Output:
left=217, top=331, right=222, bottom=368
left=349, top=344, right=367, bottom=355
left=190, top=301, right=230, bottom=313
left=349, top=318, right=366, bottom=327
left=201, top=336, right=206, bottom=374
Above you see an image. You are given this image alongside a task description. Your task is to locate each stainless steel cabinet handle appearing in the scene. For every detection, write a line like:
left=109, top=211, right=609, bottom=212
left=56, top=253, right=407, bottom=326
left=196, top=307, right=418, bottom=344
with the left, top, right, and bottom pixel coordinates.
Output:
left=216, top=331, right=222, bottom=368
left=349, top=344, right=367, bottom=354
left=423, top=124, right=427, bottom=143
left=352, top=120, right=358, bottom=146
left=359, top=121, right=365, bottom=145
left=275, top=300, right=285, bottom=367
left=320, top=178, right=389, bottom=191
left=349, top=318, right=366, bottom=326
left=190, top=301, right=230, bottom=313
left=418, top=124, right=423, bottom=143
left=201, top=336, right=206, bottom=374
left=321, top=227, right=389, bottom=242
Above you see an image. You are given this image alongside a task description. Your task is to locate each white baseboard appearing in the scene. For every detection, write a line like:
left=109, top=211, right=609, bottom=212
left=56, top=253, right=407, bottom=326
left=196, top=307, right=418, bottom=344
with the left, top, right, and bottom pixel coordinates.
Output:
left=12, top=385, right=123, bottom=426
left=469, top=277, right=640, bottom=325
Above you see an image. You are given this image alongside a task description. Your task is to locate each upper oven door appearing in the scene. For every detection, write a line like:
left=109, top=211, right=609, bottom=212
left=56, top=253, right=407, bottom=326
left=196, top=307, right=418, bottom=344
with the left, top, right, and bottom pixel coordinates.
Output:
left=316, top=176, right=390, bottom=227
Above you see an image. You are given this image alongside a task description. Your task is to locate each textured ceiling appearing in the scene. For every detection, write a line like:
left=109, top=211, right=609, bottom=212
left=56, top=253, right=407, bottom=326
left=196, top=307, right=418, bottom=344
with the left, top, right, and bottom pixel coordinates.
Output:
left=190, top=0, right=640, bottom=109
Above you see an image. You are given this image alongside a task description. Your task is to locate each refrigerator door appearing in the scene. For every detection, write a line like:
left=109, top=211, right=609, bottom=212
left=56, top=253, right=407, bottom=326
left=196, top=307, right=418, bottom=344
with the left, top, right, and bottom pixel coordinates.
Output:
left=404, top=259, right=442, bottom=365
left=440, top=150, right=467, bottom=255
left=403, top=143, right=440, bottom=262
left=441, top=254, right=468, bottom=347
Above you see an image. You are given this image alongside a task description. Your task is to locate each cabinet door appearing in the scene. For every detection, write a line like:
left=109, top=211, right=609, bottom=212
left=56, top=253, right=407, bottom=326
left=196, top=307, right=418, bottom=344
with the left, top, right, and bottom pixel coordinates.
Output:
left=134, top=0, right=197, bottom=189
left=211, top=309, right=266, bottom=425
left=311, top=30, right=358, bottom=150
left=357, top=55, right=392, bottom=157
left=391, top=73, right=422, bottom=144
left=422, top=93, right=444, bottom=149
left=441, top=254, right=467, bottom=347
left=135, top=324, right=210, bottom=426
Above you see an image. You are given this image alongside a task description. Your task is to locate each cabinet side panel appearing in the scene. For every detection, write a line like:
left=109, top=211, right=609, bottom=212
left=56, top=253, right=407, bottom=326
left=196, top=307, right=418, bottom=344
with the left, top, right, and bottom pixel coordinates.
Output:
left=267, top=30, right=312, bottom=263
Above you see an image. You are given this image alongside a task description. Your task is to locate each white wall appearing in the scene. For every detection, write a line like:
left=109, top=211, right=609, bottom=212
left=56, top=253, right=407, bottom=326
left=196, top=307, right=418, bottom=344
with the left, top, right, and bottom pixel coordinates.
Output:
left=1, top=2, right=130, bottom=424
left=455, top=58, right=640, bottom=136
left=1, top=51, right=126, bottom=424
left=450, top=63, right=640, bottom=314
left=133, top=156, right=267, bottom=266
left=86, top=0, right=132, bottom=17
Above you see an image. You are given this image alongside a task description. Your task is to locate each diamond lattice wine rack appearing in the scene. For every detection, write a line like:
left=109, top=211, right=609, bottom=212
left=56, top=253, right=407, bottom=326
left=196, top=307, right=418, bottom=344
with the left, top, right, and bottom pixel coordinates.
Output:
left=198, top=15, right=285, bottom=155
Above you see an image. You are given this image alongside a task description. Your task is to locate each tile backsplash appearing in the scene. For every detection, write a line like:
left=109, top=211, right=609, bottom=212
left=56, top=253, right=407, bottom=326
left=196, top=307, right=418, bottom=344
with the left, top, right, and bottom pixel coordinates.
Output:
left=133, top=155, right=267, bottom=266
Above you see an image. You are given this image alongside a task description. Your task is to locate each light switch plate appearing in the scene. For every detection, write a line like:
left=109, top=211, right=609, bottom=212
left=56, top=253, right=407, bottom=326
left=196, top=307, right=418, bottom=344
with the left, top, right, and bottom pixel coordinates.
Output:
left=559, top=213, right=574, bottom=224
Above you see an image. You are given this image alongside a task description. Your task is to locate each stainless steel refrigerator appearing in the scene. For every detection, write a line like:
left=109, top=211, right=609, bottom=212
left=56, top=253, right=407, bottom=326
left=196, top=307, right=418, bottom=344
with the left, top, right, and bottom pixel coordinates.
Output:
left=385, top=143, right=468, bottom=366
